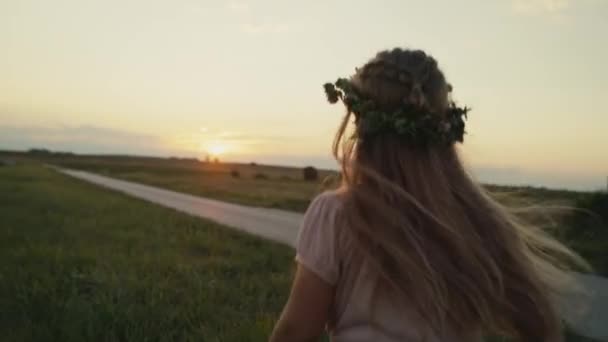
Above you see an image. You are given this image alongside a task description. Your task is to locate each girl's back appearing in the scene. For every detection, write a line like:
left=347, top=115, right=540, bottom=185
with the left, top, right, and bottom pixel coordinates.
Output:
left=298, top=190, right=480, bottom=341
left=271, top=48, right=587, bottom=342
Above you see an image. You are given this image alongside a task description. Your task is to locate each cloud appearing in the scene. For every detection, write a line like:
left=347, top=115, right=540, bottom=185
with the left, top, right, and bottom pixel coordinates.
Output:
left=215, top=131, right=287, bottom=143
left=180, top=129, right=286, bottom=148
left=167, top=128, right=290, bottom=158
left=511, top=0, right=571, bottom=14
left=0, top=125, right=178, bottom=157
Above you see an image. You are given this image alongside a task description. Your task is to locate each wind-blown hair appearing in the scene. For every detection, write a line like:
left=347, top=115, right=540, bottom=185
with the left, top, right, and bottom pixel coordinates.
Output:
left=331, top=48, right=587, bottom=341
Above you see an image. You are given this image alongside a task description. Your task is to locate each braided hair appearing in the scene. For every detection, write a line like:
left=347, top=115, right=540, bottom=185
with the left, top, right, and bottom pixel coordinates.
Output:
left=354, top=48, right=452, bottom=115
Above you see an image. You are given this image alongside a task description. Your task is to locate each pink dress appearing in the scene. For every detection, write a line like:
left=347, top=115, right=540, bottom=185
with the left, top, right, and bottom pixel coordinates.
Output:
left=296, top=191, right=477, bottom=342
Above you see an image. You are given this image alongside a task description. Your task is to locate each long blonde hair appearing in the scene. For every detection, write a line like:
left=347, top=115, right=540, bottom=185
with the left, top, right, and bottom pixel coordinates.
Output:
left=332, top=48, right=588, bottom=341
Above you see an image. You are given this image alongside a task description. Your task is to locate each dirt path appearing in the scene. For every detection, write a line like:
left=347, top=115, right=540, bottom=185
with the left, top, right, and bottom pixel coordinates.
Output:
left=59, top=168, right=302, bottom=247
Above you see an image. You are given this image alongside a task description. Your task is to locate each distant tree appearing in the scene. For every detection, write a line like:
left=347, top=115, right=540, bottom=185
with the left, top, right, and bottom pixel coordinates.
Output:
left=213, top=157, right=220, bottom=163
left=204, top=155, right=211, bottom=163
left=230, top=169, right=240, bottom=178
left=303, top=166, right=319, bottom=181
left=27, top=148, right=51, bottom=155
left=254, top=173, right=268, bottom=180
left=250, top=162, right=257, bottom=166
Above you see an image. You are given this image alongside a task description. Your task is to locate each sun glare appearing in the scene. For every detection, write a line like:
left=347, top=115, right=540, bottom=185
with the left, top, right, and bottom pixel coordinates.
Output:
left=207, top=142, right=227, bottom=157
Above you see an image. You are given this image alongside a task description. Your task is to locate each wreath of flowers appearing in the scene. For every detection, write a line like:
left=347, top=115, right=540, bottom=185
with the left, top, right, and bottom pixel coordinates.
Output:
left=324, top=78, right=469, bottom=146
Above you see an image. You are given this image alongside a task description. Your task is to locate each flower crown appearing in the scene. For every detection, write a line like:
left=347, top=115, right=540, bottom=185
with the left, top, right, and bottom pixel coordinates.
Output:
left=323, top=78, right=469, bottom=146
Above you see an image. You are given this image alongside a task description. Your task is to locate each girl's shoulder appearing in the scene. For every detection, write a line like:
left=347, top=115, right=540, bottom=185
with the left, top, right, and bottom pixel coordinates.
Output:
left=296, top=189, right=346, bottom=285
left=306, top=189, right=345, bottom=216
left=299, top=189, right=348, bottom=250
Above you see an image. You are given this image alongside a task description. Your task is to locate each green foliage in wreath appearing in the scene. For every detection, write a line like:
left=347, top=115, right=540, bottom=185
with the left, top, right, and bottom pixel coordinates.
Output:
left=324, top=78, right=469, bottom=146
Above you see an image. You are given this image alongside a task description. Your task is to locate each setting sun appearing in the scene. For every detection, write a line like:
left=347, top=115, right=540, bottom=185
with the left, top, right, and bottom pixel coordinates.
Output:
left=207, top=142, right=227, bottom=157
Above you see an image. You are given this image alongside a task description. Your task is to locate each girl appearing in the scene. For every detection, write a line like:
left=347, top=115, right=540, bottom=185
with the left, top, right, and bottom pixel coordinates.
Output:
left=269, top=48, right=586, bottom=342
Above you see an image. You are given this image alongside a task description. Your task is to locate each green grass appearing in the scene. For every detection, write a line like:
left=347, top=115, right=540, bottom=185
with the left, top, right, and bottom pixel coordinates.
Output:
left=0, top=164, right=294, bottom=342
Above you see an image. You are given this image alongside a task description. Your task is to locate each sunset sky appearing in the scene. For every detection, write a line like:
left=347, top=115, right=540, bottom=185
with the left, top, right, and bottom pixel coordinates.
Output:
left=1, top=0, right=607, bottom=190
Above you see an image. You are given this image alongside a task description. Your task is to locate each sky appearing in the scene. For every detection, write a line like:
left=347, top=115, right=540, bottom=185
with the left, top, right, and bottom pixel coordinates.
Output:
left=1, top=0, right=607, bottom=190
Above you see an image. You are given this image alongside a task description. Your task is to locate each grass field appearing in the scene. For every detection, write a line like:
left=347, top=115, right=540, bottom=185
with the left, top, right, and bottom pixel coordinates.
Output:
left=7, top=152, right=335, bottom=212
left=3, top=152, right=606, bottom=275
left=0, top=152, right=605, bottom=341
left=1, top=151, right=589, bottom=212
left=0, top=164, right=294, bottom=341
